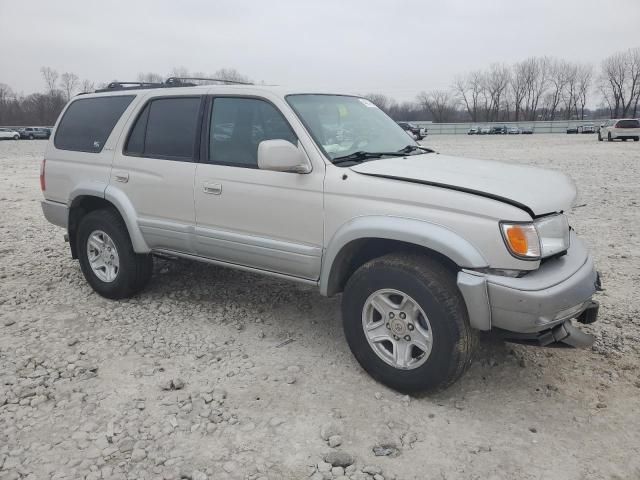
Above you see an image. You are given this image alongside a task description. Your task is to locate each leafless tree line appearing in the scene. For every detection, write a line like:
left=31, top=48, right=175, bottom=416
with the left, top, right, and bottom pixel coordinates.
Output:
left=0, top=67, right=250, bottom=126
left=367, top=47, right=639, bottom=123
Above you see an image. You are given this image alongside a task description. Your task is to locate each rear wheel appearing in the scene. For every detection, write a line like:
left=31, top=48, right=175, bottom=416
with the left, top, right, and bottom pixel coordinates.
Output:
left=28, top=134, right=34, bottom=140
left=77, top=208, right=153, bottom=299
left=622, top=138, right=628, bottom=142
left=341, top=253, right=476, bottom=393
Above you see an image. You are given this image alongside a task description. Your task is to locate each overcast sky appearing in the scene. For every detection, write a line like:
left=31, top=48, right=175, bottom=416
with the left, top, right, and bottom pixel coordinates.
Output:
left=1, top=0, right=639, bottom=101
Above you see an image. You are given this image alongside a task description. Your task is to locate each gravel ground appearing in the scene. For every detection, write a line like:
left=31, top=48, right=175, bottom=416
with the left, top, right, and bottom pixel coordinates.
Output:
left=0, top=134, right=639, bottom=480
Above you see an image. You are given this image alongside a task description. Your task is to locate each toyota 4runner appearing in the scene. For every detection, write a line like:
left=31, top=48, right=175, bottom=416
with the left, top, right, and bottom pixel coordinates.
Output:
left=40, top=79, right=601, bottom=392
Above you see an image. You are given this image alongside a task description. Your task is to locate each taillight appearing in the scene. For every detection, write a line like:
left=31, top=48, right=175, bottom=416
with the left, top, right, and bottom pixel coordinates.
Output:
left=40, top=159, right=46, bottom=191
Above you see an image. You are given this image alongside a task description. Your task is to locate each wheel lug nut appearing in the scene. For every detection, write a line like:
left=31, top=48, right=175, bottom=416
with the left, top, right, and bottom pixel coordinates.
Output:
left=404, top=335, right=411, bottom=341
left=393, top=335, right=399, bottom=341
left=386, top=323, right=390, bottom=329
left=389, top=312, right=395, bottom=319
left=407, top=324, right=414, bottom=331
left=399, top=312, right=406, bottom=319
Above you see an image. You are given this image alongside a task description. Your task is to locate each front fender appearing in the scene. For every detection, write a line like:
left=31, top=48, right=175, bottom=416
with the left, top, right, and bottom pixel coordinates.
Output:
left=319, top=215, right=489, bottom=296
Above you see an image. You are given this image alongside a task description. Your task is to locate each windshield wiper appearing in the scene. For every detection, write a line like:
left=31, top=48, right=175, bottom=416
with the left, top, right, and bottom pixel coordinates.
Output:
left=332, top=150, right=408, bottom=165
left=398, top=144, right=436, bottom=154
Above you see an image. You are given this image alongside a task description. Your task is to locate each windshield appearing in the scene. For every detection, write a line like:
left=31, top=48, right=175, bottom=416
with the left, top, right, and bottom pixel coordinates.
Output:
left=286, top=94, right=416, bottom=161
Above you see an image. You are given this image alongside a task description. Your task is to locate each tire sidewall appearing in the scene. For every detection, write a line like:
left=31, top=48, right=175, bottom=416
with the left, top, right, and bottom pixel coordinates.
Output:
left=343, top=262, right=464, bottom=392
left=77, top=211, right=135, bottom=298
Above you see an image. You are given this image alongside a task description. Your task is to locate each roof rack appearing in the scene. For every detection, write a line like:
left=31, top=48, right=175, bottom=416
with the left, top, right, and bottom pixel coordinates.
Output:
left=165, top=76, right=253, bottom=86
left=95, top=81, right=166, bottom=93
left=94, top=77, right=253, bottom=93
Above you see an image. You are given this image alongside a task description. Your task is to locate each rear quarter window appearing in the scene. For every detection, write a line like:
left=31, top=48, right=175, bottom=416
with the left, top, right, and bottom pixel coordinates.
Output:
left=54, top=95, right=135, bottom=152
left=616, top=119, right=640, bottom=128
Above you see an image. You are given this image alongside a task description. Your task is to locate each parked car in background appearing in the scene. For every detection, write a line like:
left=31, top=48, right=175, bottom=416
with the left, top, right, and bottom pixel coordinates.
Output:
left=566, top=125, right=578, bottom=134
left=480, top=127, right=491, bottom=135
left=0, top=128, right=20, bottom=140
left=19, top=127, right=51, bottom=140
left=507, top=127, right=520, bottom=134
left=490, top=125, right=507, bottom=134
left=598, top=119, right=640, bottom=142
left=467, top=127, right=479, bottom=135
left=520, top=127, right=533, bottom=134
left=397, top=122, right=426, bottom=140
left=579, top=124, right=595, bottom=134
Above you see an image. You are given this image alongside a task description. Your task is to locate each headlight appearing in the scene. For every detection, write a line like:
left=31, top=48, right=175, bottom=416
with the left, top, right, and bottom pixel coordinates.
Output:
left=500, top=214, right=570, bottom=260
left=535, top=214, right=570, bottom=257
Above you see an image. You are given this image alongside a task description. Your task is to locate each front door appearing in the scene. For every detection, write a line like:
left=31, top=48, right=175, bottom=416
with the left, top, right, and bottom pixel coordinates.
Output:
left=111, top=94, right=204, bottom=253
left=194, top=96, right=324, bottom=280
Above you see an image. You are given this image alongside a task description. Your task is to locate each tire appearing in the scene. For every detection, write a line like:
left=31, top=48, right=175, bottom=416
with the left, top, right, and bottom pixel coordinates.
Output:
left=608, top=133, right=612, bottom=142
left=28, top=134, right=34, bottom=140
left=342, top=252, right=477, bottom=393
left=77, top=208, right=153, bottom=299
left=13, top=135, right=19, bottom=140
left=598, top=132, right=602, bottom=142
left=622, top=138, right=628, bottom=142
left=634, top=137, right=639, bottom=142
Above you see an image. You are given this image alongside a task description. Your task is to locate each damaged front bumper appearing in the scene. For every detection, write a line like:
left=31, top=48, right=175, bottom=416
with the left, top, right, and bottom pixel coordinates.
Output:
left=457, top=231, right=600, bottom=347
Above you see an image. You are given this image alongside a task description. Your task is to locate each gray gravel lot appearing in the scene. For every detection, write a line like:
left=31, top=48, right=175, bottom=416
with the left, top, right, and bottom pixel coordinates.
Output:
left=1, top=134, right=639, bottom=480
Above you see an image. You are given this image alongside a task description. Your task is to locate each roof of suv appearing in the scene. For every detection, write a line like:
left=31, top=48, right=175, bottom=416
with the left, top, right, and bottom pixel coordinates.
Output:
left=80, top=84, right=358, bottom=100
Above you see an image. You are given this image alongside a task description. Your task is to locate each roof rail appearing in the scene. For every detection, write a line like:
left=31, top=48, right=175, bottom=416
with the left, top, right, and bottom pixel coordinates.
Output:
left=93, top=77, right=253, bottom=93
left=95, top=81, right=165, bottom=93
left=165, top=76, right=253, bottom=86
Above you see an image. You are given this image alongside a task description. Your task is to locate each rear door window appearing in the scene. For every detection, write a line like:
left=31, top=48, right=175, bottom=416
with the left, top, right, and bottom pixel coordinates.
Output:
left=55, top=95, right=134, bottom=152
left=125, top=96, right=202, bottom=160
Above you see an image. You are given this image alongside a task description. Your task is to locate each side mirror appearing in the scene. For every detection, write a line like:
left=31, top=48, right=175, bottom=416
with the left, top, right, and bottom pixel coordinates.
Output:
left=257, top=139, right=311, bottom=173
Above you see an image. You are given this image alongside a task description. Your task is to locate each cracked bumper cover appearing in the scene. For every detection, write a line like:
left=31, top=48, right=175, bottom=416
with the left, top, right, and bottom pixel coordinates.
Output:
left=457, top=231, right=599, bottom=343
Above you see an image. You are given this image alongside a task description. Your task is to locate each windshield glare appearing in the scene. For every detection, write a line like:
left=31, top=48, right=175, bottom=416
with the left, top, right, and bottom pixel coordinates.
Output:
left=286, top=94, right=416, bottom=160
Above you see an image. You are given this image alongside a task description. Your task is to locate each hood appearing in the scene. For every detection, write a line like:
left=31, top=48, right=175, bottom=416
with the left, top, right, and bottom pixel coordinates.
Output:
left=349, top=154, right=576, bottom=217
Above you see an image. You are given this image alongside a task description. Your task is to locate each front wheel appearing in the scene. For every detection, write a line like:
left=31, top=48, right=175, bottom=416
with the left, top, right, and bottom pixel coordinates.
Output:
left=342, top=253, right=476, bottom=393
left=77, top=208, right=153, bottom=299
left=598, top=132, right=602, bottom=141
left=634, top=137, right=639, bottom=142
left=607, top=133, right=613, bottom=142
left=13, top=134, right=19, bottom=140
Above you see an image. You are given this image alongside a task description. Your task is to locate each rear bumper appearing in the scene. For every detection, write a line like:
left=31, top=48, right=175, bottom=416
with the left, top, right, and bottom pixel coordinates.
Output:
left=457, top=231, right=600, bottom=340
left=41, top=200, right=68, bottom=228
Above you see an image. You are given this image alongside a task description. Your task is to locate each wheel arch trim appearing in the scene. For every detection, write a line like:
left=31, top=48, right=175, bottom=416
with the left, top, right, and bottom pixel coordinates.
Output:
left=319, top=215, right=489, bottom=296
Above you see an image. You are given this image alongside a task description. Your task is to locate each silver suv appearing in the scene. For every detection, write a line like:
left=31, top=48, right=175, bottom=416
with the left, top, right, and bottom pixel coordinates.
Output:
left=40, top=79, right=601, bottom=392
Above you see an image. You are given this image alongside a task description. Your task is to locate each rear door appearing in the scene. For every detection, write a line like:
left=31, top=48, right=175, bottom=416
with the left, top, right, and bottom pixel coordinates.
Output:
left=110, top=94, right=204, bottom=253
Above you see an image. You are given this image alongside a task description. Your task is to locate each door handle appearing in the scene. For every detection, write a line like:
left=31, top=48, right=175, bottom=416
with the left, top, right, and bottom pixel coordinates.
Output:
left=203, top=183, right=222, bottom=195
left=114, top=171, right=129, bottom=183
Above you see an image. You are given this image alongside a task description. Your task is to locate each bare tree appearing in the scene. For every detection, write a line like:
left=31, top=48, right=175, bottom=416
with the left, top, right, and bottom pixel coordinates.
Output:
left=213, top=68, right=251, bottom=83
left=510, top=61, right=529, bottom=121
left=600, top=48, right=640, bottom=118
left=417, top=90, right=456, bottom=122
left=41, top=67, right=59, bottom=94
left=521, top=57, right=550, bottom=120
left=80, top=79, right=95, bottom=93
left=485, top=64, right=510, bottom=121
left=364, top=93, right=393, bottom=112
left=60, top=72, right=80, bottom=101
left=168, top=66, right=190, bottom=79
left=576, top=64, right=593, bottom=120
left=137, top=72, right=164, bottom=84
left=453, top=71, right=483, bottom=122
